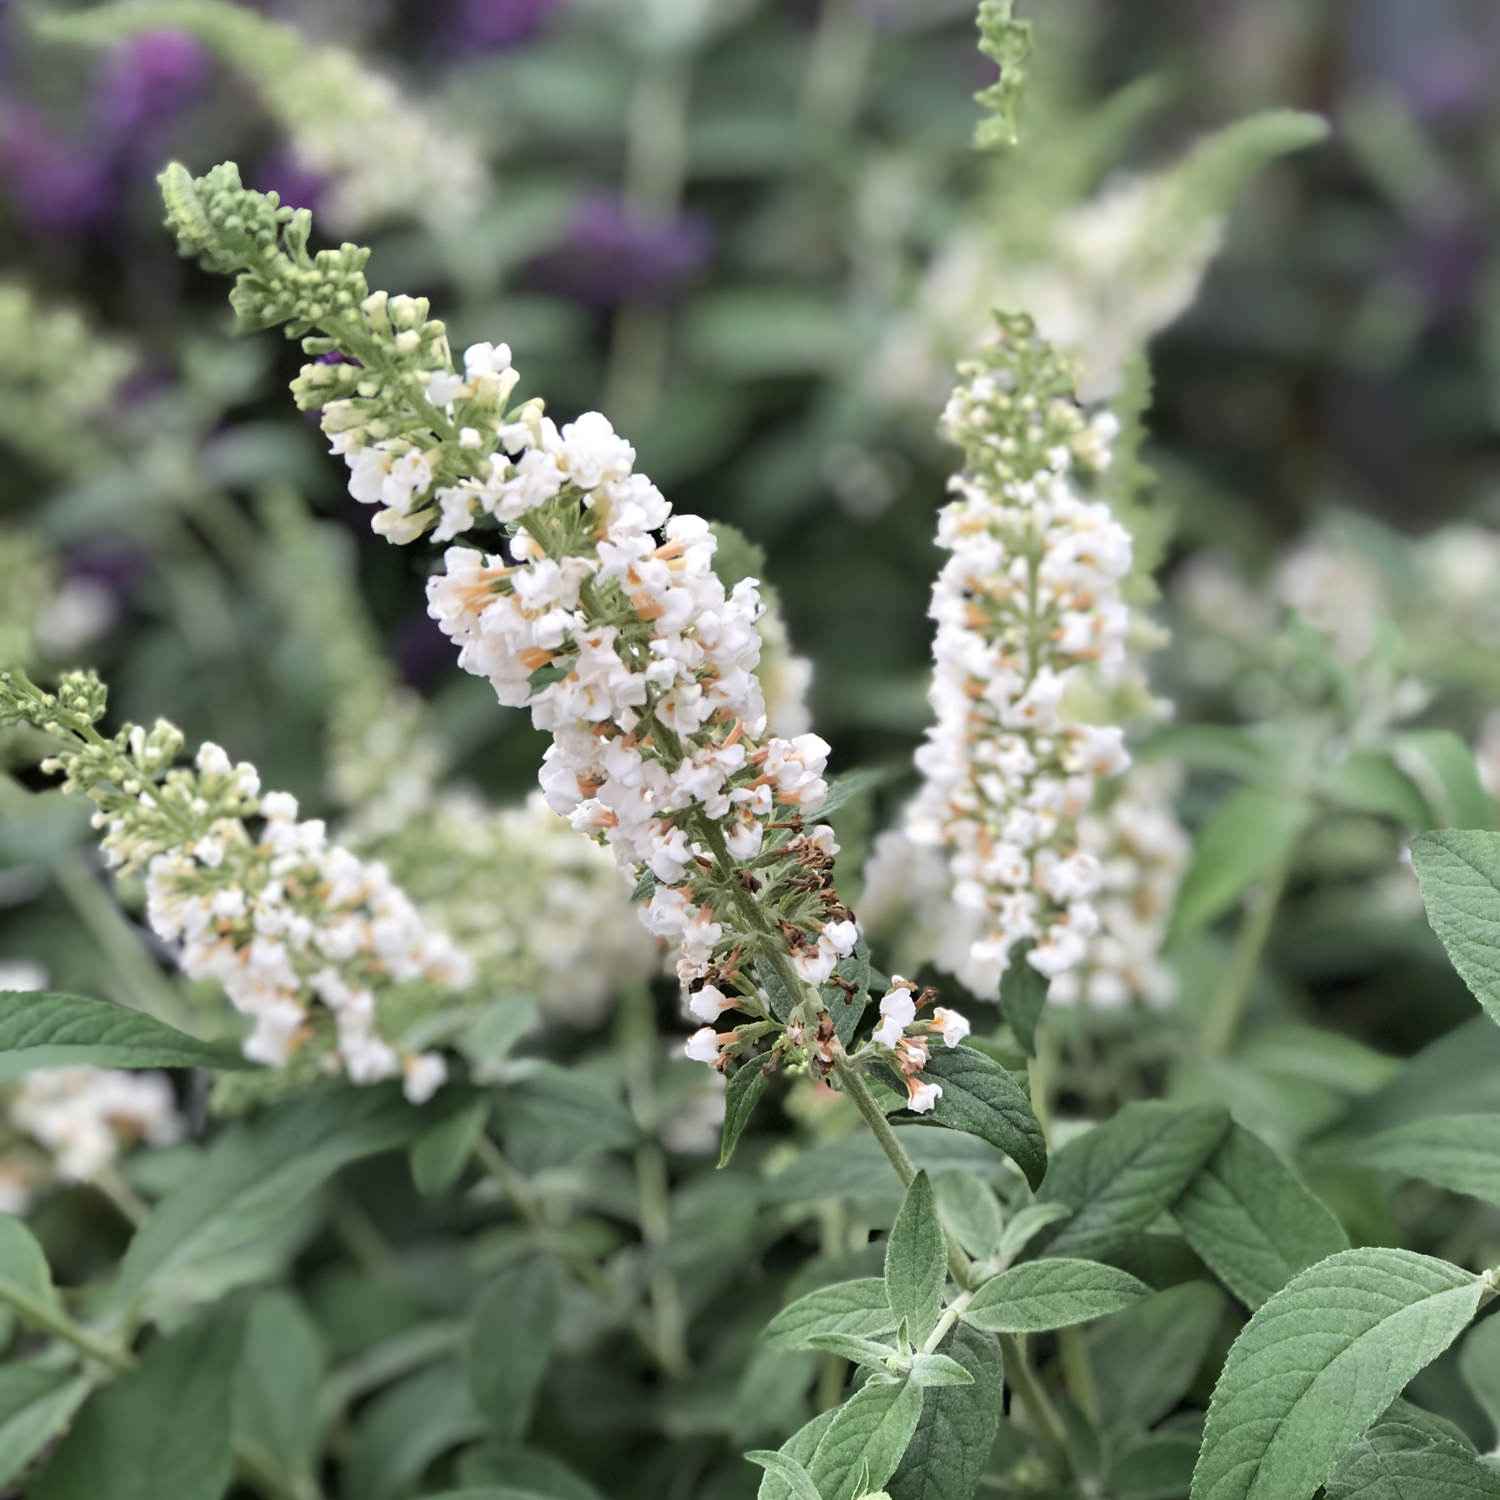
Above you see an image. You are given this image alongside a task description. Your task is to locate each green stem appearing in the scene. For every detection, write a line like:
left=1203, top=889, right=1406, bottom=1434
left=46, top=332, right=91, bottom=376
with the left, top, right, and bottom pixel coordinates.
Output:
left=998, top=1333, right=1075, bottom=1479
left=1200, top=849, right=1296, bottom=1059
left=471, top=1135, right=679, bottom=1373
left=0, top=1283, right=132, bottom=1374
left=800, top=0, right=875, bottom=135
left=1059, top=1325, right=1099, bottom=1424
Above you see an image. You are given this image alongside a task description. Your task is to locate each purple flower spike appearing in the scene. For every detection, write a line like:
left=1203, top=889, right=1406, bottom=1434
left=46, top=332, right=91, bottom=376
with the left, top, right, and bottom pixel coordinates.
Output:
left=525, top=193, right=713, bottom=307
left=0, top=109, right=113, bottom=234
left=446, top=0, right=562, bottom=52
left=93, top=28, right=211, bottom=137
left=253, top=151, right=329, bottom=213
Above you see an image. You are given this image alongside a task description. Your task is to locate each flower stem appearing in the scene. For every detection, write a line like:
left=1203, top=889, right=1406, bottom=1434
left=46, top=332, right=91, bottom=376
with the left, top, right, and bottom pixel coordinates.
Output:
left=1201, top=850, right=1295, bottom=1058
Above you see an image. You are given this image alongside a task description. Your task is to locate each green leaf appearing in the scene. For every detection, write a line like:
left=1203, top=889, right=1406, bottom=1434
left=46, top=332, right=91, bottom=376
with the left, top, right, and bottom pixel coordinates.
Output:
left=964, top=1259, right=1150, bottom=1333
left=805, top=1333, right=899, bottom=1369
left=1035, top=1102, right=1230, bottom=1261
left=0, top=991, right=250, bottom=1078
left=0, top=1215, right=60, bottom=1323
left=719, top=1052, right=772, bottom=1168
left=1093, top=1282, right=1229, bottom=1431
left=1340, top=1017, right=1500, bottom=1137
left=233, top=1291, right=326, bottom=1487
left=1410, top=831, right=1500, bottom=1026
left=1342, top=1115, right=1500, bottom=1206
left=758, top=1409, right=837, bottom=1500
left=933, top=1170, right=1004, bottom=1261
left=1108, top=1433, right=1201, bottom=1499
left=1170, top=786, right=1306, bottom=942
left=410, top=1099, right=490, bottom=1197
left=744, top=1451, right=823, bottom=1500
left=907, top=1354, right=974, bottom=1388
left=809, top=1378, right=925, bottom=1500
left=1320, top=751, right=1433, bottom=830
left=1170, top=1122, right=1348, bottom=1309
left=818, top=767, right=897, bottom=819
left=528, top=658, right=575, bottom=693
left=33, top=1306, right=244, bottom=1500
left=1395, top=731, right=1498, bottom=832
left=501, top=1064, right=638, bottom=1155
left=344, top=1362, right=486, bottom=1500
left=0, top=1367, right=91, bottom=1488
left=1190, top=1248, right=1488, bottom=1500
left=469, top=1256, right=561, bottom=1442
left=1324, top=1399, right=1500, bottom=1499
left=1000, top=947, right=1047, bottom=1056
left=907, top=1046, right=1047, bottom=1190
left=109, top=1084, right=431, bottom=1320
left=885, top=1172, right=947, bottom=1345
left=763, top=1278, right=898, bottom=1351
left=1460, top=1315, right=1500, bottom=1439
left=453, top=1445, right=604, bottom=1500
left=887, top=1322, right=1004, bottom=1500
left=997, top=1202, right=1072, bottom=1263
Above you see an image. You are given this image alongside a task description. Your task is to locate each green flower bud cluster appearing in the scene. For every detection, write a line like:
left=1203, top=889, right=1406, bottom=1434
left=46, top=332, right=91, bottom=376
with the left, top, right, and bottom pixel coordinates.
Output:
left=974, top=0, right=1032, bottom=150
left=0, top=281, right=137, bottom=476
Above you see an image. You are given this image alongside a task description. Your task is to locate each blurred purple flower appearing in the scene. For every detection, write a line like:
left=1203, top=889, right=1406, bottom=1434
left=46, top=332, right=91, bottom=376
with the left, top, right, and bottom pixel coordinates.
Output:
left=446, top=0, right=562, bottom=50
left=524, top=194, right=713, bottom=307
left=62, top=540, right=151, bottom=604
left=0, top=109, right=113, bottom=233
left=1403, top=217, right=1485, bottom=315
left=93, top=28, right=211, bottom=137
left=253, top=151, right=328, bottom=213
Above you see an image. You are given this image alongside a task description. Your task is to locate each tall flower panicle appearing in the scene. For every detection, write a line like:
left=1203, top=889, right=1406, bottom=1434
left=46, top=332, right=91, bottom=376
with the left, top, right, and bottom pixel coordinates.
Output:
left=901, top=313, right=1133, bottom=997
left=38, top=0, right=486, bottom=232
left=158, top=161, right=967, bottom=1113
left=0, top=668, right=470, bottom=1101
left=261, top=491, right=659, bottom=1031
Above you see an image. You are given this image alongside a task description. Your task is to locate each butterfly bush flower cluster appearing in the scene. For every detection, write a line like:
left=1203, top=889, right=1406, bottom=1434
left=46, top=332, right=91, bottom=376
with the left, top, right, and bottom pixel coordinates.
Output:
left=160, top=161, right=969, bottom=1114
left=41, top=0, right=485, bottom=232
left=0, top=962, right=181, bottom=1212
left=895, top=314, right=1133, bottom=997
left=0, top=668, right=470, bottom=1102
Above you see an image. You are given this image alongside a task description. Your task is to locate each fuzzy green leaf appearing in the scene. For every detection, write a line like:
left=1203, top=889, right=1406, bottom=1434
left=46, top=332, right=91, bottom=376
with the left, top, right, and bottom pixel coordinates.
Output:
left=933, top=1170, right=1005, bottom=1261
left=345, top=1362, right=486, bottom=1500
left=997, top=1202, right=1072, bottom=1263
left=1093, top=1282, right=1229, bottom=1431
left=720, top=1052, right=772, bottom=1168
left=1108, top=1433, right=1201, bottom=1499
left=0, top=991, right=250, bottom=1078
left=1410, top=831, right=1500, bottom=1026
left=0, top=1368, right=91, bottom=1489
left=1169, top=786, right=1306, bottom=942
left=964, top=1258, right=1150, bottom=1333
left=907, top=1354, right=974, bottom=1388
left=764, top=1278, right=899, bottom=1351
left=109, top=1084, right=434, bottom=1320
left=470, top=1256, right=561, bottom=1443
left=999, top=947, right=1047, bottom=1057
left=1171, top=1122, right=1348, bottom=1309
left=809, top=1378, right=925, bottom=1500
left=887, top=1322, right=1004, bottom=1500
left=1323, top=1399, right=1500, bottom=1499
left=1460, top=1315, right=1500, bottom=1440
left=233, top=1291, right=327, bottom=1488
left=410, top=1099, right=490, bottom=1196
left=744, top=1451, right=823, bottom=1500
left=909, top=1045, right=1047, bottom=1190
left=805, top=1333, right=898, bottom=1369
left=0, top=1215, right=59, bottom=1322
left=1395, top=731, right=1498, bottom=832
left=885, top=1172, right=948, bottom=1345
left=1035, top=1102, right=1230, bottom=1261
left=32, top=1307, right=244, bottom=1500
left=1343, top=1115, right=1500, bottom=1206
left=758, top=1409, right=837, bottom=1500
left=1190, top=1248, right=1487, bottom=1500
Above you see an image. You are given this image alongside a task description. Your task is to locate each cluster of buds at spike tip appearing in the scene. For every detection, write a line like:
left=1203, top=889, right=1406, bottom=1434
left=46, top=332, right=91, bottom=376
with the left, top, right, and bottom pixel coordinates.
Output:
left=156, top=162, right=867, bottom=1080
left=895, top=312, right=1133, bottom=1000
left=0, top=667, right=471, bottom=1102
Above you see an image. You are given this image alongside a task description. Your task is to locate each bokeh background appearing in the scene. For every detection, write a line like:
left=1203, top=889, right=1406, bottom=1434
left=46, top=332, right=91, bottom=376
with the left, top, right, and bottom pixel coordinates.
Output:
left=5, top=0, right=1500, bottom=1057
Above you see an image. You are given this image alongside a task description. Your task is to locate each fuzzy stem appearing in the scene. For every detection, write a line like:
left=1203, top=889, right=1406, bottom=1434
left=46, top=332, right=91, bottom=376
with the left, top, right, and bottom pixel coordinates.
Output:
left=998, top=1333, right=1074, bottom=1477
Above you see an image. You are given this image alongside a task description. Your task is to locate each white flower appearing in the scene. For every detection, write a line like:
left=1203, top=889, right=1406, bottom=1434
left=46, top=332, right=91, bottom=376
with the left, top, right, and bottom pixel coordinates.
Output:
left=688, top=985, right=731, bottom=1023
left=930, top=1007, right=970, bottom=1047
left=905, top=1079, right=943, bottom=1113
left=684, top=1027, right=722, bottom=1065
left=402, top=1053, right=447, bottom=1104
